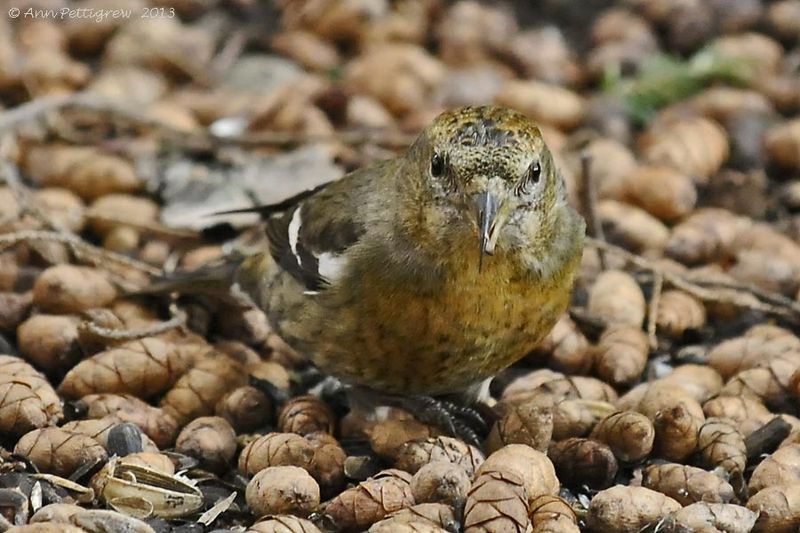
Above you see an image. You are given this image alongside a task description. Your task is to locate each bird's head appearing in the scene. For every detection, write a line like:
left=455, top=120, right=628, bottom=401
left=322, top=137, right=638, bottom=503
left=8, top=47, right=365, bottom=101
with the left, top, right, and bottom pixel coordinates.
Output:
left=407, top=105, right=566, bottom=265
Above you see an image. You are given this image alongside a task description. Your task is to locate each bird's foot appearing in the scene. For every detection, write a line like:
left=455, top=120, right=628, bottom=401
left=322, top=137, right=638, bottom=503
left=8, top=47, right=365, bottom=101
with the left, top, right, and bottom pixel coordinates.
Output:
left=348, top=387, right=489, bottom=446
left=401, top=395, right=489, bottom=447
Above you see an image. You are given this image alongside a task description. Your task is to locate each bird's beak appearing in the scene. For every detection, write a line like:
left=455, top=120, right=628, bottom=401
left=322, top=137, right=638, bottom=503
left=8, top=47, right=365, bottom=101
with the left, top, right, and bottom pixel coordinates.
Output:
left=473, top=190, right=503, bottom=270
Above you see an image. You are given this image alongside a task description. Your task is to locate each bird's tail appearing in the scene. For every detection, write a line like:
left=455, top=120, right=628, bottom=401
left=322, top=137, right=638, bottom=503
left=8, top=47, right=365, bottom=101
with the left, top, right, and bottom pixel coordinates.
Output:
left=134, top=254, right=246, bottom=299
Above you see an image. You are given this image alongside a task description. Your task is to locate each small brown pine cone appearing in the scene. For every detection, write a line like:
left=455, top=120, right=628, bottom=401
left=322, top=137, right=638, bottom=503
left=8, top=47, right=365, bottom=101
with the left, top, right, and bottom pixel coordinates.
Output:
left=81, top=393, right=178, bottom=448
left=548, top=438, right=618, bottom=489
left=485, top=399, right=553, bottom=453
left=642, top=463, right=735, bottom=506
left=14, top=427, right=108, bottom=477
left=653, top=403, right=702, bottom=462
left=325, top=469, right=415, bottom=532
left=463, top=470, right=531, bottom=533
left=592, top=325, right=649, bottom=387
left=17, top=314, right=83, bottom=374
left=590, top=411, right=655, bottom=463
left=278, top=395, right=336, bottom=436
left=552, top=398, right=616, bottom=441
left=660, top=365, right=723, bottom=404
left=238, top=432, right=315, bottom=476
left=368, top=418, right=439, bottom=459
left=383, top=503, right=458, bottom=531
left=215, top=386, right=272, bottom=433
left=247, top=515, right=322, bottom=532
left=587, top=270, right=646, bottom=327
left=708, top=329, right=800, bottom=380
left=640, top=117, right=729, bottom=185
left=32, top=264, right=116, bottom=314
left=534, top=315, right=592, bottom=374
left=477, top=444, right=559, bottom=503
left=246, top=466, right=320, bottom=518
left=656, top=290, right=707, bottom=338
left=587, top=485, right=680, bottom=532
left=748, top=443, right=800, bottom=496
left=702, top=395, right=770, bottom=436
left=175, top=416, right=236, bottom=473
left=720, top=358, right=797, bottom=412
left=662, top=502, right=757, bottom=533
left=529, top=494, right=579, bottom=533
left=394, top=436, right=484, bottom=476
left=666, top=208, right=752, bottom=265
left=0, top=356, right=62, bottom=437
left=410, top=461, right=471, bottom=506
left=697, top=418, right=747, bottom=477
left=305, top=431, right=346, bottom=497
left=745, top=483, right=800, bottom=533
left=58, top=337, right=192, bottom=400
left=160, top=354, right=248, bottom=426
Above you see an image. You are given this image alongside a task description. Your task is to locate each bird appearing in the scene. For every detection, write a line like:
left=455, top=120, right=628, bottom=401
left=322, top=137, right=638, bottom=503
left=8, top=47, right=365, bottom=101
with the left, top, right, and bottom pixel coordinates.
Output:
left=162, top=105, right=585, bottom=440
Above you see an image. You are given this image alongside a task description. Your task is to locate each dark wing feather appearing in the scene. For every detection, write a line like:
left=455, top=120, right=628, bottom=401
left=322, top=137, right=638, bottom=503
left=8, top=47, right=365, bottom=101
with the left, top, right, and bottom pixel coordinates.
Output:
left=263, top=206, right=328, bottom=291
left=239, top=161, right=387, bottom=292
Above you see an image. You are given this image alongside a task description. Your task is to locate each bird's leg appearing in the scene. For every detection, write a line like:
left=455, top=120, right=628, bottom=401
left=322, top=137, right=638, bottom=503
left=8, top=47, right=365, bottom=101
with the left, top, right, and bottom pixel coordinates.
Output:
left=438, top=399, right=491, bottom=435
left=396, top=395, right=489, bottom=446
left=348, top=387, right=491, bottom=446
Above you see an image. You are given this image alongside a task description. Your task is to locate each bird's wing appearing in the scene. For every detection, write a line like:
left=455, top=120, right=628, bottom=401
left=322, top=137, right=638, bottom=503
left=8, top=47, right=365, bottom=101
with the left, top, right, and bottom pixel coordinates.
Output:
left=255, top=163, right=385, bottom=292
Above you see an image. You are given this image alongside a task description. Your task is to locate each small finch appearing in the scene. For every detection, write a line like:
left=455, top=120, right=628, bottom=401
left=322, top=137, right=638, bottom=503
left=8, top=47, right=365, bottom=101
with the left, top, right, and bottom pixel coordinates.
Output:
left=159, top=105, right=584, bottom=439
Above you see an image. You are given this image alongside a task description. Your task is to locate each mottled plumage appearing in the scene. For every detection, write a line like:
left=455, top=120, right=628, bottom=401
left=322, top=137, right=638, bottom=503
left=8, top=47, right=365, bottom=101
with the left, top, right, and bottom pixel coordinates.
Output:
left=235, top=105, right=585, bottom=397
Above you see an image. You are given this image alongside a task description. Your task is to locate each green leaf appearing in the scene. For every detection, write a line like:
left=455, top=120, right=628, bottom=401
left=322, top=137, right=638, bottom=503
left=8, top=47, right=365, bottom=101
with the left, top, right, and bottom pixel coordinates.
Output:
left=603, top=46, right=753, bottom=126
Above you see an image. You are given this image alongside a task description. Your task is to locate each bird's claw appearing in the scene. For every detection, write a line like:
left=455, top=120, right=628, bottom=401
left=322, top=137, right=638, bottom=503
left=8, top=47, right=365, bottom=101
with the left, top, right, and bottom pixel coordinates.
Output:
left=346, top=387, right=490, bottom=447
left=399, top=395, right=487, bottom=447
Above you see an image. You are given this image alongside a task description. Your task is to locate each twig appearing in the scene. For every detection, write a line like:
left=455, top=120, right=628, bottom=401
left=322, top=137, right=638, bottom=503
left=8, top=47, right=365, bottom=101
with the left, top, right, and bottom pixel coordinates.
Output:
left=84, top=303, right=186, bottom=340
left=0, top=229, right=162, bottom=277
left=647, top=270, right=663, bottom=349
left=686, top=275, right=800, bottom=316
left=579, top=150, right=606, bottom=269
left=213, top=128, right=416, bottom=148
left=587, top=237, right=800, bottom=320
left=0, top=156, right=165, bottom=280
left=0, top=93, right=416, bottom=148
left=0, top=93, right=97, bottom=136
left=209, top=29, right=247, bottom=82
left=1, top=159, right=87, bottom=262
left=1, top=160, right=60, bottom=229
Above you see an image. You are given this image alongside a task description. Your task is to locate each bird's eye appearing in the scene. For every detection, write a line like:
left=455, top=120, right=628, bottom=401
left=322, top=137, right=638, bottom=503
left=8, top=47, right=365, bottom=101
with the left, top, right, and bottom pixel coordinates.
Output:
left=529, top=161, right=541, bottom=184
left=430, top=152, right=446, bottom=178
left=517, top=161, right=541, bottom=195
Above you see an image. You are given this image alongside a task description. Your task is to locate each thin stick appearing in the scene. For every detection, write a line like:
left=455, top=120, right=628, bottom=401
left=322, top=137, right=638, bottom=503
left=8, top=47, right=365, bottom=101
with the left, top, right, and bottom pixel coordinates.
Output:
left=647, top=270, right=663, bottom=349
left=0, top=156, right=166, bottom=279
left=209, top=30, right=247, bottom=82
left=587, top=237, right=800, bottom=320
left=686, top=275, right=800, bottom=316
left=0, top=229, right=162, bottom=277
left=579, top=150, right=606, bottom=269
left=84, top=303, right=186, bottom=340
left=0, top=93, right=415, bottom=148
left=1, top=159, right=84, bottom=261
left=0, top=93, right=96, bottom=135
